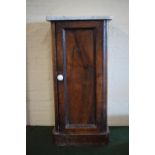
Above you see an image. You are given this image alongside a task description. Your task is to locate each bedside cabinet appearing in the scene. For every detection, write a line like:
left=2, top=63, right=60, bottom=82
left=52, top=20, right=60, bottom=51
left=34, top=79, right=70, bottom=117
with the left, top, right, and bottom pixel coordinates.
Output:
left=47, top=16, right=111, bottom=145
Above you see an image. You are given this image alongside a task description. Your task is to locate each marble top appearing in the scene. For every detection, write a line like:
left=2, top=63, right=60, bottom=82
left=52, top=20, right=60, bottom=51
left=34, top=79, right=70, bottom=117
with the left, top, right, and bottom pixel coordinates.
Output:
left=46, top=16, right=112, bottom=21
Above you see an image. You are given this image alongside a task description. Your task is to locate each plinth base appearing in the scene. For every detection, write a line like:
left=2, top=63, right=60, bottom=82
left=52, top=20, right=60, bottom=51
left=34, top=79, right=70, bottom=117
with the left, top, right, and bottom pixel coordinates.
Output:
left=52, top=128, right=109, bottom=146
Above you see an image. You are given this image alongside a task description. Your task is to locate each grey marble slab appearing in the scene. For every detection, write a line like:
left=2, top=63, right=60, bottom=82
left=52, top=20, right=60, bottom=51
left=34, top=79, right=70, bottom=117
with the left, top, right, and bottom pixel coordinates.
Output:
left=46, top=16, right=112, bottom=21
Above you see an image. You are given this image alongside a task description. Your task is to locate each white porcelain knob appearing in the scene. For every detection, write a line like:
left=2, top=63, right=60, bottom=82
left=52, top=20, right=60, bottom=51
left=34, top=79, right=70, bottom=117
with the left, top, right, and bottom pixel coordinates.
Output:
left=57, top=74, right=63, bottom=81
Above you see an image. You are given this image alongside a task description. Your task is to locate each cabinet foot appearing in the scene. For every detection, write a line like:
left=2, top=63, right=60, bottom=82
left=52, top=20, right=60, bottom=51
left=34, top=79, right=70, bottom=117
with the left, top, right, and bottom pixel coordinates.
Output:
left=52, top=127, right=109, bottom=146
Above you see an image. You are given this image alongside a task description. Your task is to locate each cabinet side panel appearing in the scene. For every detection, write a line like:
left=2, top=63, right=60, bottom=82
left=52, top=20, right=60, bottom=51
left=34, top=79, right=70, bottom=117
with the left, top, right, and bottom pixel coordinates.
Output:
left=51, top=23, right=59, bottom=130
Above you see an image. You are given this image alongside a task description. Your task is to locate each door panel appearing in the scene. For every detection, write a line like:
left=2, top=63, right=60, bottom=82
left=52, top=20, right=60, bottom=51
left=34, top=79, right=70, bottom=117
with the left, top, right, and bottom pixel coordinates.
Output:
left=55, top=21, right=106, bottom=133
left=65, top=28, right=96, bottom=126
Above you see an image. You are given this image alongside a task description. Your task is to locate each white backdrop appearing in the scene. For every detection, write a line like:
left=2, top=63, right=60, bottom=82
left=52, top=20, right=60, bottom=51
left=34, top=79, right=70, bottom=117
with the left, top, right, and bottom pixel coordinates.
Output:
left=26, top=0, right=129, bottom=126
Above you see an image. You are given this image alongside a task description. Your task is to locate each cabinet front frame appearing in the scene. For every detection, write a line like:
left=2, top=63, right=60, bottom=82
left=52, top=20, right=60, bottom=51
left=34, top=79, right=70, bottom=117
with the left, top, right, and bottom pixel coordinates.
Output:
left=51, top=21, right=107, bottom=134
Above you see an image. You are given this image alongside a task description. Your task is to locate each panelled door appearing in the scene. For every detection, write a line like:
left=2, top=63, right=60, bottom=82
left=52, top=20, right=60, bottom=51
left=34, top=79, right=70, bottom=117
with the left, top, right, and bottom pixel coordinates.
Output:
left=54, top=21, right=107, bottom=134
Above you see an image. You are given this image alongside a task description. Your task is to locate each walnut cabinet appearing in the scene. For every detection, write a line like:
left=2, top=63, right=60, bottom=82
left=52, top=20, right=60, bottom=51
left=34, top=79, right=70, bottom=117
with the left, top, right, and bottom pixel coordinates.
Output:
left=47, top=16, right=111, bottom=145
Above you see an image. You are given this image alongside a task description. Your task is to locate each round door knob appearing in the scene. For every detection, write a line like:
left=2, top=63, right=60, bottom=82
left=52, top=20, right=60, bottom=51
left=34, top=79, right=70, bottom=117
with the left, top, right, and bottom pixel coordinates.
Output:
left=57, top=74, right=63, bottom=81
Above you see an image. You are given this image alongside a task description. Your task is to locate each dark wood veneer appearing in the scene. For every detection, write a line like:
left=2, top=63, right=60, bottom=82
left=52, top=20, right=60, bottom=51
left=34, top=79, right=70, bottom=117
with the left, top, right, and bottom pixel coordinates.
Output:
left=49, top=20, right=110, bottom=145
